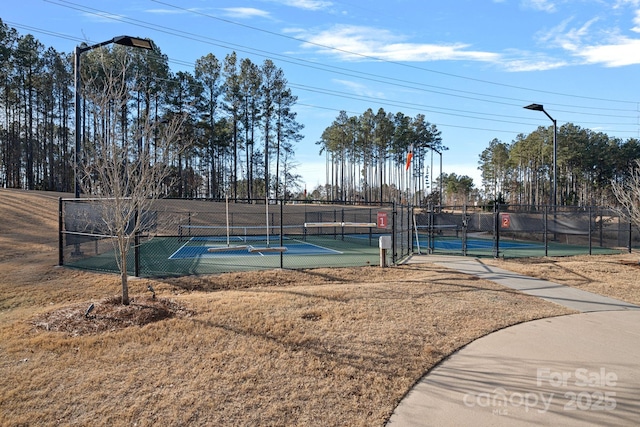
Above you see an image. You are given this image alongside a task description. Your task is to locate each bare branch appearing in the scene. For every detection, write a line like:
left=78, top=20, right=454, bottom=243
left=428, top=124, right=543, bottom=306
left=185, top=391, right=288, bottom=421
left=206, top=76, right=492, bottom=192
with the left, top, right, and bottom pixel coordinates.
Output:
left=611, top=159, right=640, bottom=230
left=77, top=48, right=186, bottom=304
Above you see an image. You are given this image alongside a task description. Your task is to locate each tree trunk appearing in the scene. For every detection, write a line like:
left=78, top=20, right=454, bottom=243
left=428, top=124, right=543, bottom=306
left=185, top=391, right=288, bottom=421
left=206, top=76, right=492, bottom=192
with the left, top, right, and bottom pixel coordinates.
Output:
left=120, top=240, right=130, bottom=305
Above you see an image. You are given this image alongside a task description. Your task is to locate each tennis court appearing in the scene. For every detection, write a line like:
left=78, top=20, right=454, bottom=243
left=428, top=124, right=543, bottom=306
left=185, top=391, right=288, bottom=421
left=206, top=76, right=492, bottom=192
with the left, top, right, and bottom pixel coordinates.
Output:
left=416, top=235, right=621, bottom=258
left=169, top=236, right=341, bottom=259
left=60, top=199, right=634, bottom=277
left=60, top=199, right=411, bottom=277
left=64, top=233, right=390, bottom=277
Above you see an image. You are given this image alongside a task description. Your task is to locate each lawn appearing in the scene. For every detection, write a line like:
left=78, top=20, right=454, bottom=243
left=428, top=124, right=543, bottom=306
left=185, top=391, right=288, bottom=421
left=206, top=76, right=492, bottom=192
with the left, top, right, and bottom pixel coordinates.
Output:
left=2, top=189, right=638, bottom=426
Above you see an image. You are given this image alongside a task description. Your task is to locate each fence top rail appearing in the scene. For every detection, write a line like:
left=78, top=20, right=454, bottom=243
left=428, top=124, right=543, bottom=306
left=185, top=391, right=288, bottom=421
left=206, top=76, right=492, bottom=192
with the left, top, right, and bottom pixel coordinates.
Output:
left=61, top=197, right=132, bottom=202
left=304, top=222, right=377, bottom=228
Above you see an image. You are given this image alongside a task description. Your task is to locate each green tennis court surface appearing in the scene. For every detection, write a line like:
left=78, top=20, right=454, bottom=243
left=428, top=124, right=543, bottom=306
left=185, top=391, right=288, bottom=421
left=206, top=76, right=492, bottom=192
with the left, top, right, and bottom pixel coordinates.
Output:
left=419, top=235, right=622, bottom=258
left=66, top=234, right=387, bottom=277
left=170, top=236, right=342, bottom=259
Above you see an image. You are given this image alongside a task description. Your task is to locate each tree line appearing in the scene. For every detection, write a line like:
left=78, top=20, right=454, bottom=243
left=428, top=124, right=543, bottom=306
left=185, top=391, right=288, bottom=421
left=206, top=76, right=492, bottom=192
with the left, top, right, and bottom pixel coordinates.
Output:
left=316, top=108, right=446, bottom=204
left=479, top=124, right=640, bottom=207
left=0, top=19, right=303, bottom=200
left=3, top=18, right=640, bottom=208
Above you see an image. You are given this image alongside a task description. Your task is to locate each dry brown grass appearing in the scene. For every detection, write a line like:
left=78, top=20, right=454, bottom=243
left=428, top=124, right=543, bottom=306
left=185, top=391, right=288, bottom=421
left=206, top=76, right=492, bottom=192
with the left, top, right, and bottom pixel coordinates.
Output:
left=0, top=189, right=638, bottom=426
left=482, top=254, right=640, bottom=306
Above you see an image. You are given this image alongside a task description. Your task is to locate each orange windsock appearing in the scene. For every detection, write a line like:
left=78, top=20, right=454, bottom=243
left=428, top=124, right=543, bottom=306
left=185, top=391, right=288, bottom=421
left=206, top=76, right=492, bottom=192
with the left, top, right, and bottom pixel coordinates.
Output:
left=405, top=144, right=414, bottom=171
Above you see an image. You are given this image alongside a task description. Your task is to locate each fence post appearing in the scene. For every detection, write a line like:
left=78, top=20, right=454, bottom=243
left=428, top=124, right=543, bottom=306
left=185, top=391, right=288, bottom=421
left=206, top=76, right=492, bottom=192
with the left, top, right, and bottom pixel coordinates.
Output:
left=589, top=206, right=602, bottom=255
left=134, top=209, right=140, bottom=278
left=428, top=204, right=434, bottom=254
left=392, top=201, right=397, bottom=264
left=629, top=218, right=633, bottom=254
left=280, top=200, right=284, bottom=269
left=493, top=203, right=500, bottom=258
left=462, top=204, right=467, bottom=257
left=544, top=206, right=548, bottom=257
left=58, top=197, right=63, bottom=266
left=407, top=205, right=412, bottom=257
left=369, top=209, right=373, bottom=246
left=599, top=209, right=604, bottom=247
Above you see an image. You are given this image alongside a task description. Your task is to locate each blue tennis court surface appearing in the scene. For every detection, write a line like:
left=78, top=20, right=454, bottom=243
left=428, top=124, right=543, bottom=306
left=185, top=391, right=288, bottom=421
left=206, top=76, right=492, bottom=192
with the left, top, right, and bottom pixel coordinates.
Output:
left=426, top=238, right=543, bottom=251
left=169, top=237, right=342, bottom=259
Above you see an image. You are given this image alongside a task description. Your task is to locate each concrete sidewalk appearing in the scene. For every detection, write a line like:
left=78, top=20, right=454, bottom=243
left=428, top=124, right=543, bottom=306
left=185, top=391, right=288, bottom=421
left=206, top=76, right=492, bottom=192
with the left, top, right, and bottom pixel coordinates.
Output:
left=387, top=255, right=640, bottom=426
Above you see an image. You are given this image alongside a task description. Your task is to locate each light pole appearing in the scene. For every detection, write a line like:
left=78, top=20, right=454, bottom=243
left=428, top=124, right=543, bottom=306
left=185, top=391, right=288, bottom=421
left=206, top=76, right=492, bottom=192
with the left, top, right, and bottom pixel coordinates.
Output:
left=434, top=148, right=442, bottom=207
left=74, top=36, right=154, bottom=198
left=425, top=145, right=443, bottom=207
left=524, top=103, right=557, bottom=207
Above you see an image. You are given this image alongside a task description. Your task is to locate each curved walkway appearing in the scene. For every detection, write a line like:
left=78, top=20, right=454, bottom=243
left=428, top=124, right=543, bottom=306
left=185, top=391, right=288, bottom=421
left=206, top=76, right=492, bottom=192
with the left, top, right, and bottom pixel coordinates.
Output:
left=387, top=256, right=640, bottom=427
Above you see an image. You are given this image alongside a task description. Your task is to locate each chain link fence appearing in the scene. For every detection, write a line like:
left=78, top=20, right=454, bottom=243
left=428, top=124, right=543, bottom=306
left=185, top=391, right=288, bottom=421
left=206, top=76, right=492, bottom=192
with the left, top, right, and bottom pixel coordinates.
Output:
left=59, top=198, right=412, bottom=277
left=414, top=204, right=638, bottom=258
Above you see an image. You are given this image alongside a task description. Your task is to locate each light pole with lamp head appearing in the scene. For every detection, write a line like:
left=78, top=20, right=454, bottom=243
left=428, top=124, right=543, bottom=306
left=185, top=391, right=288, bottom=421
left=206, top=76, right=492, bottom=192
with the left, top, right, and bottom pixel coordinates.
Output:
left=524, top=103, right=557, bottom=207
left=425, top=145, right=443, bottom=207
left=433, top=147, right=442, bottom=207
left=74, top=36, right=154, bottom=198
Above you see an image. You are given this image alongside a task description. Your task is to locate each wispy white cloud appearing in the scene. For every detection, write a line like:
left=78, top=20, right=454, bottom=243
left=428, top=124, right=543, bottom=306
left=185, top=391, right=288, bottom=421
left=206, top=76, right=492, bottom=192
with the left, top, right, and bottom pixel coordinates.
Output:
left=295, top=24, right=500, bottom=63
left=144, top=8, right=186, bottom=15
left=221, top=7, right=271, bottom=19
left=540, top=14, right=640, bottom=66
left=523, top=0, right=557, bottom=13
left=576, top=36, right=640, bottom=66
left=539, top=17, right=599, bottom=51
left=147, top=6, right=271, bottom=20
left=332, top=79, right=386, bottom=99
left=613, top=0, right=640, bottom=8
left=632, top=10, right=640, bottom=32
left=270, top=0, right=333, bottom=11
left=500, top=55, right=569, bottom=71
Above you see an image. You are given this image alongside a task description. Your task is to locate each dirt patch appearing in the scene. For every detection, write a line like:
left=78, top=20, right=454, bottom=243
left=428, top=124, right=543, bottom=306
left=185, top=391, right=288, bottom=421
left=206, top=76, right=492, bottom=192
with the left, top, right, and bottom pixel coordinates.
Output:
left=620, top=259, right=640, bottom=268
left=33, top=295, right=193, bottom=336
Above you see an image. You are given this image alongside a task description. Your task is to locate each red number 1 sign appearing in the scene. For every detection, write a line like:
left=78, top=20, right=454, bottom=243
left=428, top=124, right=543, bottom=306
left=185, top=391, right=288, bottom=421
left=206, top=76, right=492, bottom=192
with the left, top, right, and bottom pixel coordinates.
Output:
left=377, top=212, right=388, bottom=229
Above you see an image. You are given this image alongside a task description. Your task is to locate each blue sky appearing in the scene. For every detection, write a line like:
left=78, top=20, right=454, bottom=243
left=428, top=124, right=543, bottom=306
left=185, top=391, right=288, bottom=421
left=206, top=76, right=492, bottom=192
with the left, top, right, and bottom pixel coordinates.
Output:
left=4, top=0, right=640, bottom=190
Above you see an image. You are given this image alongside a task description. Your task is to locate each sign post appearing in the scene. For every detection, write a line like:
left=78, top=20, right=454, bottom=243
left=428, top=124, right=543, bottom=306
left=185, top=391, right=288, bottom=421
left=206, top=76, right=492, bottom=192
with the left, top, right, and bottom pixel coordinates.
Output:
left=379, top=236, right=392, bottom=268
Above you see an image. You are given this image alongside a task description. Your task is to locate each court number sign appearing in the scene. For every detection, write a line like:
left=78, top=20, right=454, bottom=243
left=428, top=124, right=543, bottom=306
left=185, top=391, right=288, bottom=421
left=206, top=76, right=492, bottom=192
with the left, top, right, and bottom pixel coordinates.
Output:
left=377, top=212, right=388, bottom=229
left=501, top=213, right=511, bottom=229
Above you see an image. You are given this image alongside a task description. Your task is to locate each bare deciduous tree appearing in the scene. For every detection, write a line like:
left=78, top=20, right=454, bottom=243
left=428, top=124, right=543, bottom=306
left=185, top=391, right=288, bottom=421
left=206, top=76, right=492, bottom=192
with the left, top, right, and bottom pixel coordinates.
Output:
left=611, top=159, right=640, bottom=231
left=78, top=47, right=185, bottom=305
